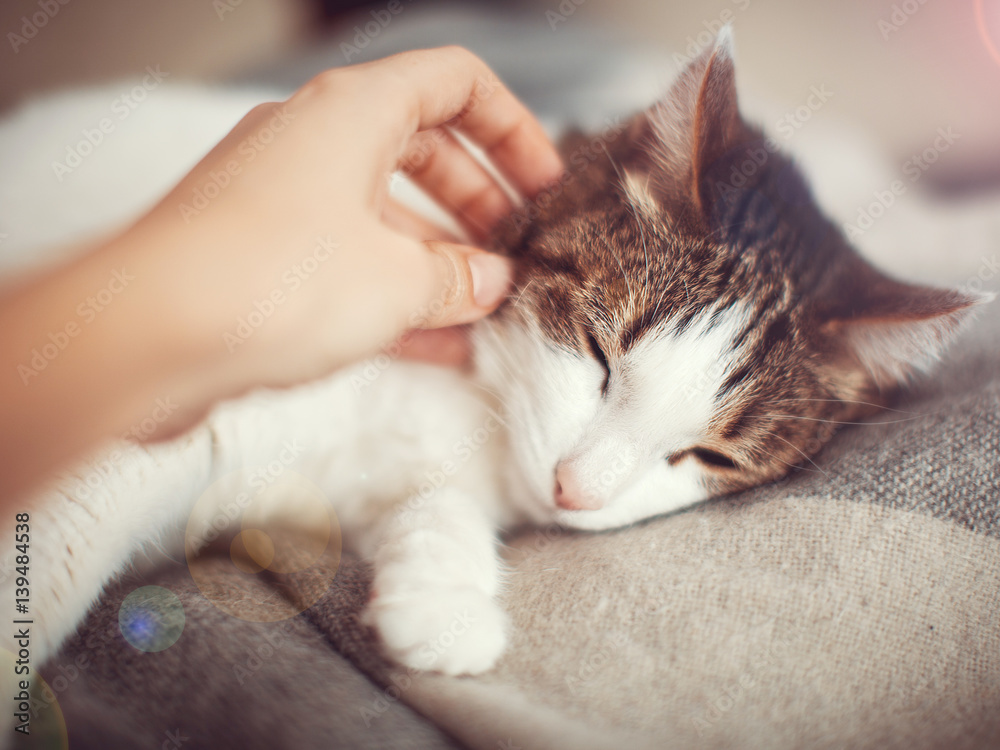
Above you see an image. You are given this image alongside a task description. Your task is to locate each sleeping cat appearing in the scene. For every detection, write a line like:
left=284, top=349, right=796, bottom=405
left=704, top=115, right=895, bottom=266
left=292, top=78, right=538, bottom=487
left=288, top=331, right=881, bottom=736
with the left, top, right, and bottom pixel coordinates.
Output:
left=5, top=31, right=987, bottom=681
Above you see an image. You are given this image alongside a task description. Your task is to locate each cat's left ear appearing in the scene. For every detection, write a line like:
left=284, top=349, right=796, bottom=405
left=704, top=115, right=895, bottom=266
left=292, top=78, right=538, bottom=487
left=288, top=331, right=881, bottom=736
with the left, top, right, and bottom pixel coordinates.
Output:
left=817, top=257, right=994, bottom=387
left=639, top=26, right=758, bottom=219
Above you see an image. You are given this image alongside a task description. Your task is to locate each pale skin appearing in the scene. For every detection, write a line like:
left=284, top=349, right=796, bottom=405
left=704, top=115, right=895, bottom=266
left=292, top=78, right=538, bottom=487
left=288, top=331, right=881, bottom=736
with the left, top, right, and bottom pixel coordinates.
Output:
left=0, top=47, right=564, bottom=502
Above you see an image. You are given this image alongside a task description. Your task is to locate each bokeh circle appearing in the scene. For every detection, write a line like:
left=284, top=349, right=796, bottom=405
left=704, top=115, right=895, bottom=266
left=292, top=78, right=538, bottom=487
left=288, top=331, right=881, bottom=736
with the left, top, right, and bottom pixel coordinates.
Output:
left=185, top=468, right=342, bottom=622
left=118, top=585, right=186, bottom=653
left=2, top=647, right=70, bottom=749
left=976, top=0, right=1000, bottom=66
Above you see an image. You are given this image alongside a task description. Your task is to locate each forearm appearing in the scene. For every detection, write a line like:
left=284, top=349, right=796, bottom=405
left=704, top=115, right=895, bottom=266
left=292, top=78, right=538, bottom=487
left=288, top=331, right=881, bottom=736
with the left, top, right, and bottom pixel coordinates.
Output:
left=0, top=48, right=562, bottom=504
left=0, top=226, right=219, bottom=503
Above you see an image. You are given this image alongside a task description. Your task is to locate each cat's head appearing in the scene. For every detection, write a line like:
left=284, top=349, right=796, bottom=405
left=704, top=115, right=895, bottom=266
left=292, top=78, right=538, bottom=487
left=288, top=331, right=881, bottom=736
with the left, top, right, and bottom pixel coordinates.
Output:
left=476, top=29, right=988, bottom=530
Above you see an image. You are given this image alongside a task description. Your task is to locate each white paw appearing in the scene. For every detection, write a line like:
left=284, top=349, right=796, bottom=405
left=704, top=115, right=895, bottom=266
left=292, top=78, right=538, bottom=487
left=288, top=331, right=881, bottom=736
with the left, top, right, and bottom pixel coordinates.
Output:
left=364, top=586, right=507, bottom=676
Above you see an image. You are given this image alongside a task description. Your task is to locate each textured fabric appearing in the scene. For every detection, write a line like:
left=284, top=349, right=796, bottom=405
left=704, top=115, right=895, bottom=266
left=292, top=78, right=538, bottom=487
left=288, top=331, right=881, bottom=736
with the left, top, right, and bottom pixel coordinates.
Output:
left=47, top=310, right=1000, bottom=749
left=47, top=557, right=461, bottom=750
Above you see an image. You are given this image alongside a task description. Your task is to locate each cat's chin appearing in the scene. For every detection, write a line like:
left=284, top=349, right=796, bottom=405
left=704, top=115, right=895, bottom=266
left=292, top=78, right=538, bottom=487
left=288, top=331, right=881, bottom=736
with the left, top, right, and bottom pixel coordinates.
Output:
left=502, top=466, right=562, bottom=525
left=505, top=469, right=659, bottom=531
left=553, top=505, right=648, bottom=532
left=512, top=496, right=559, bottom=527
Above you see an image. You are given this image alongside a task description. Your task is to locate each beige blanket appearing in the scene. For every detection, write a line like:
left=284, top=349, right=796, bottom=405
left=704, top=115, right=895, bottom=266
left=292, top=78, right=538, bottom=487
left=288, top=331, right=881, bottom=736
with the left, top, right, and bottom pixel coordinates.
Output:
left=40, top=308, right=1000, bottom=749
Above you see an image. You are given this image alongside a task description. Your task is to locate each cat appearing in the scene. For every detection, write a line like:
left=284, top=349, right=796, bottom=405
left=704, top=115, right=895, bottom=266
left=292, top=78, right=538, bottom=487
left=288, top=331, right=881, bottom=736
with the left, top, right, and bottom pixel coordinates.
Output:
left=479, top=27, right=989, bottom=533
left=4, top=29, right=988, bottom=684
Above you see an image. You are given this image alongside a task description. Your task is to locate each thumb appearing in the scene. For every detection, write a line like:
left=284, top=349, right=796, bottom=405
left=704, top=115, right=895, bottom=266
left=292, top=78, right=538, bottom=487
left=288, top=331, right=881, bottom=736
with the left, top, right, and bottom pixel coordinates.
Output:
left=407, top=239, right=513, bottom=329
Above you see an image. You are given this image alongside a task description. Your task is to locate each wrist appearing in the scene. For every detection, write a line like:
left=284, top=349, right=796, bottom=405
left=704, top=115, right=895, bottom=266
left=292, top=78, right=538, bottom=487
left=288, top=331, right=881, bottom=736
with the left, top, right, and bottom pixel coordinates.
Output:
left=95, top=217, right=249, bottom=426
left=0, top=225, right=222, bottom=498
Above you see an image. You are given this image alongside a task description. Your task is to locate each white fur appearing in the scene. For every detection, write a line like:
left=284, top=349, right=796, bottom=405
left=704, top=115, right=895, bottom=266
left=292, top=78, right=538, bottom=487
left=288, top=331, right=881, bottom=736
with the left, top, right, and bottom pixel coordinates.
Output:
left=478, top=303, right=753, bottom=531
left=844, top=302, right=995, bottom=387
left=621, top=170, right=661, bottom=221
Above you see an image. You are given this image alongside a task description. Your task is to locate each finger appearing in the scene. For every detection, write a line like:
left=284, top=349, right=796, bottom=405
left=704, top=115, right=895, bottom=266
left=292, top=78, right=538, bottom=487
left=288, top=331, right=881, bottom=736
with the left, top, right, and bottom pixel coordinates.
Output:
left=400, top=127, right=514, bottom=239
left=356, top=47, right=564, bottom=198
left=381, top=197, right=459, bottom=243
left=397, top=328, right=472, bottom=367
left=381, top=233, right=512, bottom=330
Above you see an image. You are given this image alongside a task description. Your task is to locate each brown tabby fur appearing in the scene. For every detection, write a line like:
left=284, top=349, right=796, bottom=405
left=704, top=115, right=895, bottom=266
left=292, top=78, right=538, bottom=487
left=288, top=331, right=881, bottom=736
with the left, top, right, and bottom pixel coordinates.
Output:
left=491, top=33, right=980, bottom=497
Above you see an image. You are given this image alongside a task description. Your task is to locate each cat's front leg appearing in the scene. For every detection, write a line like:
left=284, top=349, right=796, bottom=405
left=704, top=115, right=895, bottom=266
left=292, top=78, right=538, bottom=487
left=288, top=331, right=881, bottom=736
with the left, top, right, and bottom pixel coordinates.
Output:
left=363, top=488, right=507, bottom=676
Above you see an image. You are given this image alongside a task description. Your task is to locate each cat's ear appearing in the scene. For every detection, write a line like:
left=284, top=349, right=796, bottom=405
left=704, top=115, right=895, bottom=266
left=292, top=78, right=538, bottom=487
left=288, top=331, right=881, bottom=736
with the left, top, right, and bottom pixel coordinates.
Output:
left=817, top=258, right=993, bottom=387
left=642, top=26, right=756, bottom=218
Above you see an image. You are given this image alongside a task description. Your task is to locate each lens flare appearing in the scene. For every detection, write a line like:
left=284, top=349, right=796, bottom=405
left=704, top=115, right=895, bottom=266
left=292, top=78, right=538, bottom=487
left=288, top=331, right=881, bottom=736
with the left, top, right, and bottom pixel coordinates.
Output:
left=118, top=586, right=185, bottom=652
left=2, top=648, right=70, bottom=749
left=976, top=0, right=1000, bottom=66
left=230, top=528, right=276, bottom=573
left=185, top=469, right=342, bottom=622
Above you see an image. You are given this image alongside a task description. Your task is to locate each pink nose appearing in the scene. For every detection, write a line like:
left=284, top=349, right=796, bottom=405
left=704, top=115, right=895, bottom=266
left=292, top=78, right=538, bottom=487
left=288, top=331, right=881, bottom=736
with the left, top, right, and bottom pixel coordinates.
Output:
left=554, top=462, right=604, bottom=511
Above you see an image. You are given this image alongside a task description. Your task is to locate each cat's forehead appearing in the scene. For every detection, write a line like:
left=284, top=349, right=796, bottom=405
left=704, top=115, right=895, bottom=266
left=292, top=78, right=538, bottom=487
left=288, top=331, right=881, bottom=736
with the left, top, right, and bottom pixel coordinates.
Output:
left=502, top=170, right=781, bottom=348
left=611, top=301, right=757, bottom=443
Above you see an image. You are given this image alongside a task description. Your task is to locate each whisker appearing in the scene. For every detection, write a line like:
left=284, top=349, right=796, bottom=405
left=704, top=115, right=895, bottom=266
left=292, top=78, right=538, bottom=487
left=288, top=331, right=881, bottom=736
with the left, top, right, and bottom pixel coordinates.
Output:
left=771, top=433, right=830, bottom=477
left=757, top=413, right=922, bottom=427
left=510, top=278, right=536, bottom=310
left=619, top=172, right=654, bottom=301
left=597, top=141, right=641, bottom=313
left=755, top=447, right=808, bottom=474
left=599, top=233, right=634, bottom=309
left=768, top=397, right=918, bottom=415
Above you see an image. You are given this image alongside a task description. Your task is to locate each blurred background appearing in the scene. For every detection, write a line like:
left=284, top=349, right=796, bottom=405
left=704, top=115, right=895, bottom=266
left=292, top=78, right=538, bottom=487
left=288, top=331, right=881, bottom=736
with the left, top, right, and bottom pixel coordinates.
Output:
left=1, top=0, right=999, bottom=193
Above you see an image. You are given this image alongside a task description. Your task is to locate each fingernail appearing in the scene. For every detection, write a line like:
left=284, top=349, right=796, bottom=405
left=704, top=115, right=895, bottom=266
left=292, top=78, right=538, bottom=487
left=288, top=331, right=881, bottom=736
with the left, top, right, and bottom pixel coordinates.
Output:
left=468, top=252, right=512, bottom=308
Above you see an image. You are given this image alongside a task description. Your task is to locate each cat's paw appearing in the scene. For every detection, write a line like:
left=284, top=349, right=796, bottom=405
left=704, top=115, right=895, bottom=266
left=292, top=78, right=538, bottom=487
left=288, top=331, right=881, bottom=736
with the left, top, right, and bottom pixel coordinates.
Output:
left=364, top=587, right=507, bottom=676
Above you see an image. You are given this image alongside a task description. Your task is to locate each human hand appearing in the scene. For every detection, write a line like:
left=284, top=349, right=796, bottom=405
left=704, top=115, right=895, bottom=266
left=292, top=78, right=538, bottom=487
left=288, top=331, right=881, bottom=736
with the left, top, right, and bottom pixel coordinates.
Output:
left=0, top=47, right=562, bottom=499
left=125, top=46, right=563, bottom=395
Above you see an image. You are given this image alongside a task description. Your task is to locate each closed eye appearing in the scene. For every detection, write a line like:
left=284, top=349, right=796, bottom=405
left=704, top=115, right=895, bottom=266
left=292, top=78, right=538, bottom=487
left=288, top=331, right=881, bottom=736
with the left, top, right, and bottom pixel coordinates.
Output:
left=585, top=331, right=610, bottom=395
left=668, top=448, right=739, bottom=470
left=691, top=448, right=739, bottom=469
